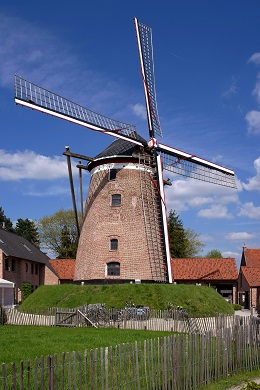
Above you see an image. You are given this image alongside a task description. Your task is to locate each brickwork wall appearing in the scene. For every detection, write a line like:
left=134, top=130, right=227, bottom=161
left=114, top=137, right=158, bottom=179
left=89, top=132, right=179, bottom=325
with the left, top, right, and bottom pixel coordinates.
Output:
left=75, top=160, right=166, bottom=282
left=1, top=254, right=58, bottom=302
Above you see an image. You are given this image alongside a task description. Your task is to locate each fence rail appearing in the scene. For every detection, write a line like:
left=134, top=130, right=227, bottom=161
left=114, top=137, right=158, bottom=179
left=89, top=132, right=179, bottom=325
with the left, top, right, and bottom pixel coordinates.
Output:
left=1, top=316, right=260, bottom=389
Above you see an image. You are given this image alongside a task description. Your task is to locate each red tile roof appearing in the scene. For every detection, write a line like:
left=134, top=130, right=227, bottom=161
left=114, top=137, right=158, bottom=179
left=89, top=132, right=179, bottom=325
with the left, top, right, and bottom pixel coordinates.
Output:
left=172, top=258, right=238, bottom=281
left=244, top=249, right=260, bottom=267
left=49, top=259, right=75, bottom=280
left=241, top=266, right=260, bottom=287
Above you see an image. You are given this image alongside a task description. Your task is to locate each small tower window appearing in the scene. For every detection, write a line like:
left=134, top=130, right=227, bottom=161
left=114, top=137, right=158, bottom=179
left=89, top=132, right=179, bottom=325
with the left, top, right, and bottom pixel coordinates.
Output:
left=110, top=239, right=118, bottom=251
left=108, top=169, right=117, bottom=180
left=107, top=262, right=120, bottom=276
left=111, top=194, right=121, bottom=206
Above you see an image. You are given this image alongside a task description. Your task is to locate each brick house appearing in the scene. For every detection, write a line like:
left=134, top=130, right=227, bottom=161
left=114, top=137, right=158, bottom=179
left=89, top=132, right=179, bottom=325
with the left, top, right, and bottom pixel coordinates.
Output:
left=238, top=246, right=260, bottom=310
left=49, top=259, right=75, bottom=284
left=171, top=258, right=238, bottom=303
left=0, top=229, right=58, bottom=304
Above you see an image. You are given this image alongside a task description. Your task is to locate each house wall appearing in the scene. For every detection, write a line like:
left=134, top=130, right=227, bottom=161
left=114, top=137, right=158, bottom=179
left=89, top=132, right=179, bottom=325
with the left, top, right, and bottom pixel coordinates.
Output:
left=1, top=254, right=58, bottom=303
left=238, top=271, right=250, bottom=309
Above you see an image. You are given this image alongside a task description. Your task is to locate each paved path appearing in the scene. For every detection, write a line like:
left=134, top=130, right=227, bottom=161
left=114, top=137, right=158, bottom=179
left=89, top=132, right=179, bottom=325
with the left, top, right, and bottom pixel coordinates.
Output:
left=227, top=378, right=260, bottom=389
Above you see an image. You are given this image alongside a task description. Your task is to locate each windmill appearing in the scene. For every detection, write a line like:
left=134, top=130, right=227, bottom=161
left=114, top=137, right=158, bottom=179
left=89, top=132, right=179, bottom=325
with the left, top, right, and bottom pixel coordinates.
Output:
left=14, top=18, right=236, bottom=284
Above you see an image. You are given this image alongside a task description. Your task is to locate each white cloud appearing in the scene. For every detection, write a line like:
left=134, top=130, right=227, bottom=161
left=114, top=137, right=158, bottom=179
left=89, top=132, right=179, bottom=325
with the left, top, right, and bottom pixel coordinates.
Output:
left=131, top=103, right=147, bottom=120
left=0, top=150, right=69, bottom=181
left=242, top=156, right=260, bottom=191
left=165, top=176, right=238, bottom=216
left=248, top=53, right=260, bottom=65
left=197, top=204, right=233, bottom=219
left=222, top=77, right=238, bottom=98
left=225, top=232, right=255, bottom=241
left=238, top=202, right=260, bottom=219
left=222, top=251, right=240, bottom=259
left=245, top=110, right=260, bottom=134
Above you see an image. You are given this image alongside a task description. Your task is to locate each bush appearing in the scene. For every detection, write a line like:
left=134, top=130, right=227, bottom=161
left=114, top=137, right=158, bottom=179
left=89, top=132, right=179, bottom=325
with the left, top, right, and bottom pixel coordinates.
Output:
left=21, top=282, right=32, bottom=302
left=233, top=303, right=242, bottom=310
left=0, top=306, right=7, bottom=325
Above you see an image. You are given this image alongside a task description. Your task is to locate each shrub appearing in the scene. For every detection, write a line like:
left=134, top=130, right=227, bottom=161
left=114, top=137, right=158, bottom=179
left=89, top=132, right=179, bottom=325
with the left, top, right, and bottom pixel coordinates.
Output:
left=21, top=282, right=32, bottom=302
left=233, top=303, right=242, bottom=310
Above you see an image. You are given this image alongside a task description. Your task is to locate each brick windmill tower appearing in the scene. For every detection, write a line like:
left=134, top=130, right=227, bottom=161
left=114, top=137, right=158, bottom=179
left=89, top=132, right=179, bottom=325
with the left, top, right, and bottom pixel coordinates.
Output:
left=14, top=18, right=236, bottom=284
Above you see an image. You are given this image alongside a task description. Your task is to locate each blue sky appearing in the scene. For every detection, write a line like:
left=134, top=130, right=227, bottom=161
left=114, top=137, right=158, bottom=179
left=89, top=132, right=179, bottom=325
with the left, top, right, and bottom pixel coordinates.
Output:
left=1, top=1, right=260, bottom=264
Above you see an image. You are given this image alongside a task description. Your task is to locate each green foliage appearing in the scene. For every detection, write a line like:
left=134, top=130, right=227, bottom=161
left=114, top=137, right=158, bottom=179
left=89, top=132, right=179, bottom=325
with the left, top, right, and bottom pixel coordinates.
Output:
left=21, top=282, right=32, bottom=301
left=168, top=210, right=204, bottom=258
left=206, top=249, right=223, bottom=258
left=14, top=218, right=40, bottom=248
left=168, top=210, right=189, bottom=258
left=20, top=284, right=234, bottom=316
left=0, top=207, right=14, bottom=232
left=38, top=209, right=79, bottom=258
left=233, top=303, right=242, bottom=310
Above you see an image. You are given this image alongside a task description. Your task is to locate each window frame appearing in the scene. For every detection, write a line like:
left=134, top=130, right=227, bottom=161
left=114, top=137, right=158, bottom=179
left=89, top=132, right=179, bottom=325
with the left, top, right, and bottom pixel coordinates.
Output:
left=107, top=262, right=120, bottom=276
left=111, top=194, right=121, bottom=207
left=110, top=238, right=118, bottom=251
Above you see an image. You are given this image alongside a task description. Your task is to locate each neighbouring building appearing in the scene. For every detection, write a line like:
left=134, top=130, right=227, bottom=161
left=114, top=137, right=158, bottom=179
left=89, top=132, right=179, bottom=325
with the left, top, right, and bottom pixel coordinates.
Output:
left=171, top=257, right=238, bottom=303
left=238, top=246, right=260, bottom=310
left=49, top=259, right=75, bottom=284
left=0, top=229, right=58, bottom=304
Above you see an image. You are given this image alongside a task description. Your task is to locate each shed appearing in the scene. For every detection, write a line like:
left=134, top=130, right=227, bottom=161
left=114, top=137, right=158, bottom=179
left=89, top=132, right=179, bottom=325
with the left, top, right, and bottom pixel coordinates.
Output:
left=0, top=278, right=15, bottom=307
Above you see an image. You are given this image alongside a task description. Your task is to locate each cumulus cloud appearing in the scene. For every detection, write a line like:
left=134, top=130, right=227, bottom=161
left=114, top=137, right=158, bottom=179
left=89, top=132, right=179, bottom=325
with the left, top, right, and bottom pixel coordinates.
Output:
left=248, top=53, right=260, bottom=65
left=0, top=149, right=69, bottom=181
left=197, top=204, right=233, bottom=219
left=165, top=176, right=238, bottom=217
left=225, top=232, right=255, bottom=241
left=238, top=202, right=260, bottom=219
left=131, top=103, right=147, bottom=120
left=245, top=110, right=260, bottom=134
left=222, top=251, right=240, bottom=258
left=242, top=156, right=260, bottom=191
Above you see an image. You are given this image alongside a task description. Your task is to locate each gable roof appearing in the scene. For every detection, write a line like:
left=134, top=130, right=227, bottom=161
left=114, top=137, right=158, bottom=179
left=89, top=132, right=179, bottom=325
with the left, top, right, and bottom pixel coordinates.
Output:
left=241, top=266, right=260, bottom=287
left=243, top=248, right=260, bottom=267
left=0, top=229, right=50, bottom=264
left=172, top=258, right=238, bottom=281
left=49, top=259, right=75, bottom=280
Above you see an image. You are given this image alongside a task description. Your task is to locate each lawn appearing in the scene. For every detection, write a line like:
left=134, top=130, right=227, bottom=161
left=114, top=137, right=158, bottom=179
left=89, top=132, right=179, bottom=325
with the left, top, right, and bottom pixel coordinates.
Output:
left=0, top=325, right=171, bottom=366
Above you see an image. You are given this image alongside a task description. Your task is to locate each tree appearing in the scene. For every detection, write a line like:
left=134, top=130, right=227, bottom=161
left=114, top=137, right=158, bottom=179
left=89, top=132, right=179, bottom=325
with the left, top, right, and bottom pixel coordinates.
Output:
left=167, top=209, right=205, bottom=258
left=205, top=249, right=222, bottom=258
left=0, top=207, right=14, bottom=232
left=184, top=228, right=205, bottom=257
left=14, top=218, right=40, bottom=248
left=38, top=209, right=79, bottom=258
left=167, top=210, right=188, bottom=258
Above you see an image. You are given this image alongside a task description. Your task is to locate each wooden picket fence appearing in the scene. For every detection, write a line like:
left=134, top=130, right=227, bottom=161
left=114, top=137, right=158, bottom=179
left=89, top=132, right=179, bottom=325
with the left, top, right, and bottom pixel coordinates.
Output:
left=1, top=316, right=260, bottom=389
left=4, top=307, right=236, bottom=334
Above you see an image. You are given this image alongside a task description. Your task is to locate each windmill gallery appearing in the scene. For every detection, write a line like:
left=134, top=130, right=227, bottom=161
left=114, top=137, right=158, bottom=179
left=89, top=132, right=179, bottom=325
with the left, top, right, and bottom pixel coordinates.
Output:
left=14, top=18, right=236, bottom=285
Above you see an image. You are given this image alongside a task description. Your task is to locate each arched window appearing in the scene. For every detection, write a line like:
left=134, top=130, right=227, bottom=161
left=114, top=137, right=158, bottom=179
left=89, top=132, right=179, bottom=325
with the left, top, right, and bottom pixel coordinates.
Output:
left=110, top=239, right=118, bottom=251
left=111, top=194, right=121, bottom=206
left=107, top=262, right=120, bottom=276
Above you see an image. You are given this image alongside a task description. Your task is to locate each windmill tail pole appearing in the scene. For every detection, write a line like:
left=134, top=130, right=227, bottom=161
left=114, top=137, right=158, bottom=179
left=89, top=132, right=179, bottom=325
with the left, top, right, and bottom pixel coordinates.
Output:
left=64, top=147, right=81, bottom=238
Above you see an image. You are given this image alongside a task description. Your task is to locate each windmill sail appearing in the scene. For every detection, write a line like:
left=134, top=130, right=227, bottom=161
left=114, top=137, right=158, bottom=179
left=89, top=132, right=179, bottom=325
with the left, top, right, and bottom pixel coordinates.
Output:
left=134, top=18, right=162, bottom=138
left=14, top=75, right=144, bottom=148
left=157, top=143, right=236, bottom=188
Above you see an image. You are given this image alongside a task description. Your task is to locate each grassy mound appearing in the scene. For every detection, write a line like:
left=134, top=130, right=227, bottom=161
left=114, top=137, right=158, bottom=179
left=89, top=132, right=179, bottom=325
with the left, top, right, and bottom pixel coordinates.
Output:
left=20, top=283, right=234, bottom=317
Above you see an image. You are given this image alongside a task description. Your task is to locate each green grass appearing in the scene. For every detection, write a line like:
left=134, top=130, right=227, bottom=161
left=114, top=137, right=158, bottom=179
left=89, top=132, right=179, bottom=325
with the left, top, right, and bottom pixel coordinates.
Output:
left=20, top=283, right=234, bottom=317
left=0, top=325, right=171, bottom=366
left=201, top=369, right=260, bottom=389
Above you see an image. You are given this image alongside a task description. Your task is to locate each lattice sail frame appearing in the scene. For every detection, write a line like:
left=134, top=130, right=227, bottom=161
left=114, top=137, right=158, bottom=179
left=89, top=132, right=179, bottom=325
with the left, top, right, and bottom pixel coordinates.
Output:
left=14, top=75, right=142, bottom=146
left=134, top=18, right=162, bottom=138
